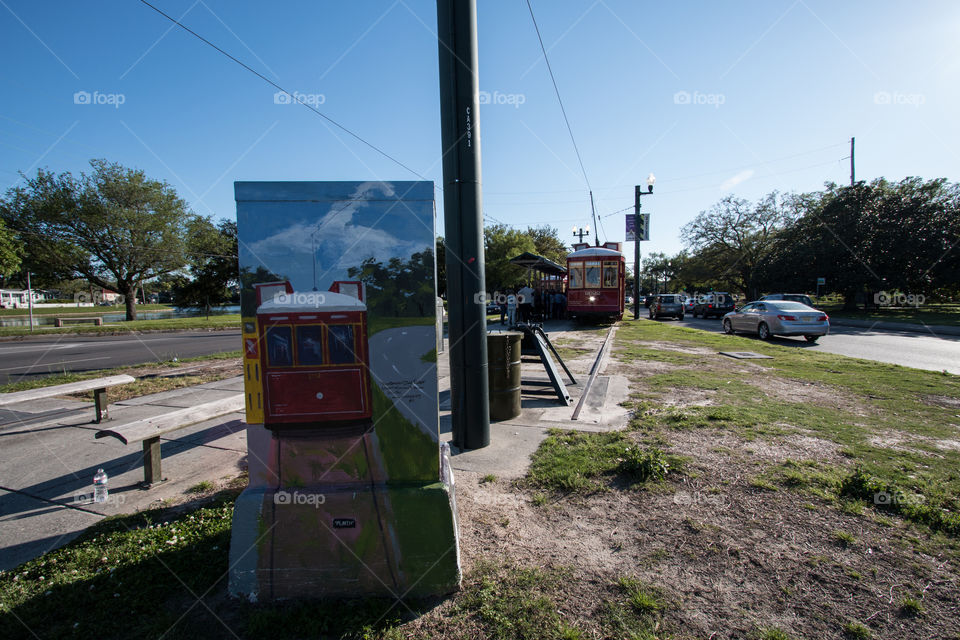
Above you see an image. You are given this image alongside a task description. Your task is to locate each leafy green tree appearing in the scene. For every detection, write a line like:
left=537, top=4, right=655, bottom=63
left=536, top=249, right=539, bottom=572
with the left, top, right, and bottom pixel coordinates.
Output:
left=525, top=225, right=569, bottom=265
left=483, top=224, right=536, bottom=292
left=347, top=249, right=435, bottom=317
left=681, top=192, right=795, bottom=299
left=0, top=159, right=198, bottom=320
left=174, top=219, right=239, bottom=316
left=0, top=218, right=21, bottom=279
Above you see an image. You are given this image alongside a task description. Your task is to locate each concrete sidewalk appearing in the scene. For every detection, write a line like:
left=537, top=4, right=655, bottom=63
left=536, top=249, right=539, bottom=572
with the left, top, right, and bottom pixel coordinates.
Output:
left=0, top=377, right=246, bottom=571
left=0, top=319, right=630, bottom=571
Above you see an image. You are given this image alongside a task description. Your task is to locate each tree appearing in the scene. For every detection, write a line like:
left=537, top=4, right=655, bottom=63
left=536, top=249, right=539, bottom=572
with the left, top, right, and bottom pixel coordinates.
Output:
left=0, top=218, right=21, bottom=279
left=525, top=225, right=569, bottom=265
left=174, top=219, right=239, bottom=316
left=0, top=159, right=198, bottom=320
left=483, top=224, right=536, bottom=292
left=681, top=192, right=795, bottom=299
left=347, top=249, right=435, bottom=317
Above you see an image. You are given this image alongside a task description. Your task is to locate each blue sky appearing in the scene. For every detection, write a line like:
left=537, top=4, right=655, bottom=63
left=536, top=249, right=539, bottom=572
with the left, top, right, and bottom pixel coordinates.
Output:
left=1, top=0, right=957, bottom=258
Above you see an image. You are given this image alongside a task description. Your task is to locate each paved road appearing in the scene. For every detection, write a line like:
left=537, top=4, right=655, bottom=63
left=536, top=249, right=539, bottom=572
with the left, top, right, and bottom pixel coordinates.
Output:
left=0, top=330, right=241, bottom=385
left=666, top=316, right=960, bottom=375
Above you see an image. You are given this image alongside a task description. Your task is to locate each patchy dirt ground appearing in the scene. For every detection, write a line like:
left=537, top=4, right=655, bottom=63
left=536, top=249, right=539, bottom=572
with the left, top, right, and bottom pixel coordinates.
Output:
left=407, top=336, right=960, bottom=640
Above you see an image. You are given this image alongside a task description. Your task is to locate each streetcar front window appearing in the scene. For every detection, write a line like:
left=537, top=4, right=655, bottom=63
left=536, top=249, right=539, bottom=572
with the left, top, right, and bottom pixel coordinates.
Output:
left=584, top=261, right=602, bottom=288
left=296, top=325, right=325, bottom=365
left=569, top=263, right=583, bottom=289
left=328, top=325, right=357, bottom=364
left=603, top=262, right=618, bottom=288
left=266, top=326, right=293, bottom=367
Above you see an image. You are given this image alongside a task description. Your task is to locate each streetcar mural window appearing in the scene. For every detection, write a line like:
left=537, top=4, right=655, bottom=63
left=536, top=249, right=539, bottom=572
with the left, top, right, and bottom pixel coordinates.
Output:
left=584, top=261, right=602, bottom=288
left=266, top=326, right=293, bottom=367
left=296, top=325, right=325, bottom=365
left=602, top=262, right=618, bottom=288
left=328, top=325, right=357, bottom=364
left=569, top=263, right=583, bottom=289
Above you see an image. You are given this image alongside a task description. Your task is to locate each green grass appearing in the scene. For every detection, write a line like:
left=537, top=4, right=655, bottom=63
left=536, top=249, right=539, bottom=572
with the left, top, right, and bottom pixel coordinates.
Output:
left=0, top=314, right=240, bottom=336
left=758, top=629, right=796, bottom=640
left=599, top=576, right=670, bottom=640
left=832, top=530, right=858, bottom=547
left=842, top=621, right=872, bottom=639
left=480, top=474, right=497, bottom=484
left=0, top=304, right=173, bottom=317
left=615, top=319, right=960, bottom=538
left=819, top=301, right=960, bottom=327
left=186, top=480, right=214, bottom=494
left=525, top=429, right=680, bottom=494
left=898, top=596, right=925, bottom=617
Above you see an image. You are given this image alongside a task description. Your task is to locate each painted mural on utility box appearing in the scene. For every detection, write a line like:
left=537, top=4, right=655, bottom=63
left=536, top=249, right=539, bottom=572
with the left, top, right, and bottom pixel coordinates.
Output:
left=229, top=181, right=460, bottom=601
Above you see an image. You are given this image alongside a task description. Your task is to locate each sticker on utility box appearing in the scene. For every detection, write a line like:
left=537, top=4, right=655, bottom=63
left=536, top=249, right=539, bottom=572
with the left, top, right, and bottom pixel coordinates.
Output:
left=333, top=518, right=356, bottom=529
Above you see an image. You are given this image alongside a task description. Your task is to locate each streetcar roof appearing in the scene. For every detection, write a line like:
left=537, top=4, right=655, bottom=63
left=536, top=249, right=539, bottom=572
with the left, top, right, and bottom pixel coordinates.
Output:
left=567, top=247, right=622, bottom=258
left=256, top=290, right=366, bottom=314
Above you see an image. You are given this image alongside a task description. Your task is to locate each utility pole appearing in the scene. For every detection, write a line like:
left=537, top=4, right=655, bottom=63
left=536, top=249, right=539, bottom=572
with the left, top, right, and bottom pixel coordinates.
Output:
left=437, top=0, right=489, bottom=450
left=632, top=174, right=655, bottom=320
left=589, top=191, right=599, bottom=246
left=850, top=137, right=855, bottom=186
left=26, top=271, right=34, bottom=332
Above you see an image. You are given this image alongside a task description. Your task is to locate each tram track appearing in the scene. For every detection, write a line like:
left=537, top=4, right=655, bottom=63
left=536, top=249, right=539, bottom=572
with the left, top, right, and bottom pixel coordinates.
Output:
left=570, top=322, right=617, bottom=421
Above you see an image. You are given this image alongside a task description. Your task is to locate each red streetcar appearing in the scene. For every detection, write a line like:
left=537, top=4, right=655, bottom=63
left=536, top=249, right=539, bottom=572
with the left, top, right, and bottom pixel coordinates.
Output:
left=565, top=242, right=625, bottom=321
left=253, top=280, right=372, bottom=431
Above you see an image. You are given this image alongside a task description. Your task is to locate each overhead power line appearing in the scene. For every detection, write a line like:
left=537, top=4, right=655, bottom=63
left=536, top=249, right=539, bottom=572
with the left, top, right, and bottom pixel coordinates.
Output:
left=137, top=0, right=429, bottom=182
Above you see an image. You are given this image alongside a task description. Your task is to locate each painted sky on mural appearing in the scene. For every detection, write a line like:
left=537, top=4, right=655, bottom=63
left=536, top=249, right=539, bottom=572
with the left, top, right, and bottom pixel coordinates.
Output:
left=237, top=181, right=433, bottom=294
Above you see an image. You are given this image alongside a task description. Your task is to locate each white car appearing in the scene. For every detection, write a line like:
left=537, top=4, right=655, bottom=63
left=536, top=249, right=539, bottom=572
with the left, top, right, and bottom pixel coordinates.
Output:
left=722, top=300, right=829, bottom=342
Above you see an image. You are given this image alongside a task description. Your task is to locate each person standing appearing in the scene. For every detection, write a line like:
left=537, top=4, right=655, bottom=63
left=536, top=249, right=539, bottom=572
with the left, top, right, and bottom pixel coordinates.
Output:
left=506, top=289, right=518, bottom=327
left=517, top=283, right=534, bottom=323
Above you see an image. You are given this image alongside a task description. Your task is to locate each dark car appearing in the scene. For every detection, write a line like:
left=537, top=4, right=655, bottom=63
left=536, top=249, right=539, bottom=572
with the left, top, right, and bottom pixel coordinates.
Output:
left=759, top=293, right=815, bottom=308
left=692, top=292, right=736, bottom=319
left=648, top=294, right=685, bottom=320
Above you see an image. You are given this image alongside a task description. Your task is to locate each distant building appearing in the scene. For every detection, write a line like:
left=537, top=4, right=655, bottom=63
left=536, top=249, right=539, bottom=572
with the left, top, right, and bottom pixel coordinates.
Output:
left=0, top=289, right=45, bottom=308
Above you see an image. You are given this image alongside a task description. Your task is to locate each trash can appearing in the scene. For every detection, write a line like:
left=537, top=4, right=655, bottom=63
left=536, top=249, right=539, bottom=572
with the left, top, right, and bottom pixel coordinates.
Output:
left=487, top=331, right=522, bottom=421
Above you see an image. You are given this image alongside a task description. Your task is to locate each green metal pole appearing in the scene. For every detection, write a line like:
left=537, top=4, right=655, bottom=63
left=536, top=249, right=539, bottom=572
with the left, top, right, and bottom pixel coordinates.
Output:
left=437, top=0, right=490, bottom=449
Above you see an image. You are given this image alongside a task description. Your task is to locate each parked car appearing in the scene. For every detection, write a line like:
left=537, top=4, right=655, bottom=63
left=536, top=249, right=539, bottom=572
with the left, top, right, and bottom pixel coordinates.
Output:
left=759, top=293, right=815, bottom=308
left=648, top=294, right=685, bottom=320
left=683, top=297, right=696, bottom=314
left=692, top=292, right=736, bottom=318
left=722, top=300, right=829, bottom=342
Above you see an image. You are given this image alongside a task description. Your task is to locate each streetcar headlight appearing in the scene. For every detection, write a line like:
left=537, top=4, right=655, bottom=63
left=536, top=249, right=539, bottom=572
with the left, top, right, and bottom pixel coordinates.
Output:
left=588, top=296, right=596, bottom=302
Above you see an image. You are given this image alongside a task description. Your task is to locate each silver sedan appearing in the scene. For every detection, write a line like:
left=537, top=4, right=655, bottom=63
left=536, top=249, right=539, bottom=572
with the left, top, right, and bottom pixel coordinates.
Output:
left=722, top=300, right=830, bottom=342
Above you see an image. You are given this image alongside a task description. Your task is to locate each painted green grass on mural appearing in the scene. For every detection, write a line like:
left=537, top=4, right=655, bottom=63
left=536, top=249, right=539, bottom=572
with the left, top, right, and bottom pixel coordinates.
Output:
left=371, top=383, right=439, bottom=484
left=367, top=315, right=435, bottom=336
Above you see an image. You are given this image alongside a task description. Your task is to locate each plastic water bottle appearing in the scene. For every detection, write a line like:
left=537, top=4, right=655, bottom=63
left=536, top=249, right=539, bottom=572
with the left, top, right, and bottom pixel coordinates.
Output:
left=93, top=468, right=108, bottom=503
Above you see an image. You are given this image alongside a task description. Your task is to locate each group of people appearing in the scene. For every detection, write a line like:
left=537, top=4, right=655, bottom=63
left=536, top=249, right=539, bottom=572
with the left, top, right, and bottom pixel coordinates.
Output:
left=498, top=286, right=566, bottom=326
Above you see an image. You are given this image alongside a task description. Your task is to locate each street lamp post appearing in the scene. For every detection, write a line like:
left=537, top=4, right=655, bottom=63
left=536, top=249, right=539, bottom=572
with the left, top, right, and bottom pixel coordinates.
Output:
left=572, top=225, right=590, bottom=243
left=633, top=173, right=655, bottom=320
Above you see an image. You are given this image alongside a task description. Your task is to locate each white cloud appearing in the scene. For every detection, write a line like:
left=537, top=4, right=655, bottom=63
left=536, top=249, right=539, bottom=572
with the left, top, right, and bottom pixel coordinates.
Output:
left=720, top=169, right=754, bottom=191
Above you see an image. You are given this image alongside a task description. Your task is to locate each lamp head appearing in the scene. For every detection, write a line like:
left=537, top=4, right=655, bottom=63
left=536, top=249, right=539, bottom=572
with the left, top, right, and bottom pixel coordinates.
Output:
left=646, top=173, right=656, bottom=193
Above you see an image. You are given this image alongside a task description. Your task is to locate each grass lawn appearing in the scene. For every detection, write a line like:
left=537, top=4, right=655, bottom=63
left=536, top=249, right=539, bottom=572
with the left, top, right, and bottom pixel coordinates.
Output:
left=0, top=304, right=173, bottom=317
left=817, top=302, right=960, bottom=327
left=0, top=314, right=241, bottom=337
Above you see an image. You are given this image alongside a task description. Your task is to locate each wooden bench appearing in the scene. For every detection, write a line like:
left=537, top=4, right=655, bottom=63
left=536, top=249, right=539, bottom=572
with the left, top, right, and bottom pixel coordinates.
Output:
left=54, top=316, right=104, bottom=327
left=0, top=374, right=135, bottom=423
left=95, top=395, right=244, bottom=485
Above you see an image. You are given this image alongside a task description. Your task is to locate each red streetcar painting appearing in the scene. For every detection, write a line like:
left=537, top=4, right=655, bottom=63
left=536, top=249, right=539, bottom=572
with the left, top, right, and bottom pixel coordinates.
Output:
left=253, top=280, right=372, bottom=429
left=565, top=242, right=625, bottom=321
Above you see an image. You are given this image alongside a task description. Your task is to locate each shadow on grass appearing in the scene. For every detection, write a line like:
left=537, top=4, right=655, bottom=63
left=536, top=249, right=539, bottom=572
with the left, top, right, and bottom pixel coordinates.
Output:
left=0, top=489, right=438, bottom=640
